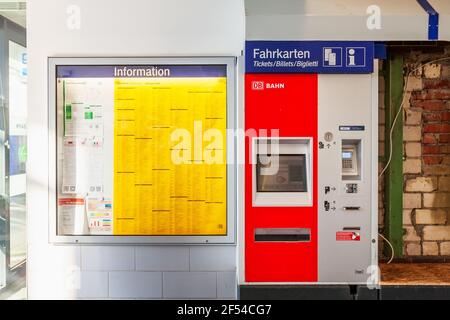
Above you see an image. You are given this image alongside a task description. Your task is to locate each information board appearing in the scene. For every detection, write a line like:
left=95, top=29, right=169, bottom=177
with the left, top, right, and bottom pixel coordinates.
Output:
left=51, top=58, right=235, bottom=242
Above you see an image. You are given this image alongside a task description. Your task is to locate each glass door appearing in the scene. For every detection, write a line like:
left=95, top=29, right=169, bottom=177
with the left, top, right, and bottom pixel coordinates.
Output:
left=0, top=22, right=27, bottom=298
left=8, top=40, right=27, bottom=269
left=0, top=77, right=6, bottom=290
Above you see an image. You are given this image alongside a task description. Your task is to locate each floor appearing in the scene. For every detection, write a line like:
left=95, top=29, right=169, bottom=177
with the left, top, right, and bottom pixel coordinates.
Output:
left=381, top=263, right=450, bottom=286
left=9, top=194, right=27, bottom=267
left=0, top=262, right=27, bottom=300
left=241, top=263, right=450, bottom=300
left=5, top=287, right=26, bottom=300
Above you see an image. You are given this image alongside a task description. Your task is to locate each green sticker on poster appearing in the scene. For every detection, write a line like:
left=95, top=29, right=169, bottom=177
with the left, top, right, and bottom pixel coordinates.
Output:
left=65, top=104, right=72, bottom=120
left=85, top=111, right=93, bottom=119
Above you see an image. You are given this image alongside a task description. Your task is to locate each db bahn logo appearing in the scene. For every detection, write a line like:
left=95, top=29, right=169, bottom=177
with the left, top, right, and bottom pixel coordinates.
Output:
left=252, top=81, right=264, bottom=90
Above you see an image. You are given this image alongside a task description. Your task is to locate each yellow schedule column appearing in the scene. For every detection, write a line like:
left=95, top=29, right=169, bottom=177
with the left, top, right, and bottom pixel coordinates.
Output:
left=113, top=73, right=227, bottom=236
left=200, top=78, right=227, bottom=234
left=134, top=84, right=155, bottom=234
left=114, top=80, right=138, bottom=234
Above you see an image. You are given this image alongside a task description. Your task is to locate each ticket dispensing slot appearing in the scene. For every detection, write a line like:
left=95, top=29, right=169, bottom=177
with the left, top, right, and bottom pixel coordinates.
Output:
left=254, top=228, right=311, bottom=242
left=341, top=139, right=361, bottom=181
left=252, top=138, right=312, bottom=207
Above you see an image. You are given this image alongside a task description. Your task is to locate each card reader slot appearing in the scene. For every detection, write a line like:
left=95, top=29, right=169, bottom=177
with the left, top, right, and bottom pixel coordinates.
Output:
left=254, top=228, right=310, bottom=242
left=342, top=206, right=361, bottom=211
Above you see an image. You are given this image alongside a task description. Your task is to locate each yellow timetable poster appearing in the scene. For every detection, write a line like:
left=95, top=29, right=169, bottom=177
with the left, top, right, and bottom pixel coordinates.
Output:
left=113, top=66, right=227, bottom=235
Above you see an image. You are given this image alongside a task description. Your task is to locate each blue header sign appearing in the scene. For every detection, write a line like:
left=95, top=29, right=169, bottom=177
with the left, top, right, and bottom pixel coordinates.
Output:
left=56, top=65, right=227, bottom=78
left=246, top=41, right=374, bottom=74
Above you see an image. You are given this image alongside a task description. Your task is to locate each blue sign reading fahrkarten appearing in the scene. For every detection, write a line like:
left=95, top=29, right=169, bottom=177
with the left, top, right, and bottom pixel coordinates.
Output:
left=246, top=41, right=374, bottom=74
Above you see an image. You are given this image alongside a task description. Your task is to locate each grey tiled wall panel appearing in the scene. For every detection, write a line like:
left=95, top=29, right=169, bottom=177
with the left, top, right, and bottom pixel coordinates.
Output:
left=217, top=272, right=237, bottom=299
left=163, top=272, right=217, bottom=298
left=190, top=246, right=236, bottom=271
left=77, top=245, right=237, bottom=299
left=136, top=246, right=189, bottom=271
left=109, top=272, right=162, bottom=298
left=81, top=246, right=135, bottom=271
left=79, top=271, right=109, bottom=298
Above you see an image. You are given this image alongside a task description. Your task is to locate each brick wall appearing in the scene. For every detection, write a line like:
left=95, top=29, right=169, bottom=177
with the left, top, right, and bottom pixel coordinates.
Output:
left=384, top=47, right=450, bottom=257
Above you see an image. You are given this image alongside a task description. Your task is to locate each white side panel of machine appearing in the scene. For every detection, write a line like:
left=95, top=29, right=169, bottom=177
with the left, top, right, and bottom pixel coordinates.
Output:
left=317, top=70, right=378, bottom=284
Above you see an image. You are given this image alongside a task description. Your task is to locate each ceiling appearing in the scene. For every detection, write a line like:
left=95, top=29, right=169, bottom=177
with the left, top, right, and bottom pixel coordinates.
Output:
left=0, top=0, right=26, bottom=27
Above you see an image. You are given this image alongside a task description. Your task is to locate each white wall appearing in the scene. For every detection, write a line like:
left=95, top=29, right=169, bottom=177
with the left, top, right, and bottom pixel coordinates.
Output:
left=245, top=0, right=429, bottom=41
left=27, top=0, right=244, bottom=299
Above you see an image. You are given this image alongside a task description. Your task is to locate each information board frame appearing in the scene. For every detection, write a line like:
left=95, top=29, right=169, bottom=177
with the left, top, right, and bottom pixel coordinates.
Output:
left=48, top=57, right=236, bottom=244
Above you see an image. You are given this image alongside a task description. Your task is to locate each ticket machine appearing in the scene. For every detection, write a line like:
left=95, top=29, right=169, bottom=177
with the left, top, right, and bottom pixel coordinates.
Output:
left=241, top=41, right=378, bottom=284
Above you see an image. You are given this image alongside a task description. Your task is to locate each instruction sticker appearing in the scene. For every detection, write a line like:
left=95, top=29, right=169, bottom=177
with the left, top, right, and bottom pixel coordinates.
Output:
left=336, top=231, right=361, bottom=241
left=86, top=198, right=113, bottom=234
left=58, top=197, right=87, bottom=235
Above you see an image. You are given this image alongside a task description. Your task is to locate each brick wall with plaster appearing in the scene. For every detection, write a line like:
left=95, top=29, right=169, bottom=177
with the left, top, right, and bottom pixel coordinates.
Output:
left=380, top=46, right=450, bottom=258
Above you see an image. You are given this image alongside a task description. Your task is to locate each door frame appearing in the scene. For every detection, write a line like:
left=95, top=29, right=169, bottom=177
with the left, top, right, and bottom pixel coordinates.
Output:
left=0, top=15, right=26, bottom=292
